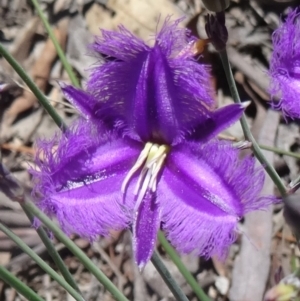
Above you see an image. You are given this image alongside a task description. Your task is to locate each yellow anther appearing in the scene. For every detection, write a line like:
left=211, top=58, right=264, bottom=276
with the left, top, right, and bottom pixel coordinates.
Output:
left=146, top=145, right=169, bottom=167
left=121, top=142, right=169, bottom=206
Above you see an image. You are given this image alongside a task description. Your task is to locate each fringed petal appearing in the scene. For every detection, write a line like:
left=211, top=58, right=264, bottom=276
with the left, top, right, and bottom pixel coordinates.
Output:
left=269, top=8, right=300, bottom=119
left=88, top=18, right=215, bottom=144
left=91, top=25, right=149, bottom=62
left=159, top=140, right=274, bottom=258
left=31, top=120, right=141, bottom=239
left=133, top=191, right=161, bottom=269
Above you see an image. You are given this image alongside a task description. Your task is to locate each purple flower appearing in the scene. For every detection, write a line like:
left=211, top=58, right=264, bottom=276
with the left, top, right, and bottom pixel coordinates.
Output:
left=85, top=17, right=215, bottom=144
left=269, top=8, right=300, bottom=119
left=31, top=19, right=275, bottom=269
left=32, top=86, right=273, bottom=269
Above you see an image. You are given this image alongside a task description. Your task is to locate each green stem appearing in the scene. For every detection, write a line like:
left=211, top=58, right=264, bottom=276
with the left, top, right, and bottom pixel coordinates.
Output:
left=22, top=203, right=81, bottom=295
left=219, top=49, right=287, bottom=196
left=0, top=265, right=45, bottom=301
left=158, top=232, right=211, bottom=301
left=151, top=251, right=190, bottom=301
left=0, top=222, right=84, bottom=301
left=29, top=0, right=80, bottom=88
left=0, top=43, right=66, bottom=130
left=22, top=201, right=129, bottom=301
left=259, top=144, right=300, bottom=160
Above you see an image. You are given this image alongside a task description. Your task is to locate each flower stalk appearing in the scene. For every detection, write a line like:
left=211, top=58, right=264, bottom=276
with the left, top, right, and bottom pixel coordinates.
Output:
left=158, top=232, right=211, bottom=301
left=219, top=49, right=287, bottom=196
left=151, top=251, right=190, bottom=301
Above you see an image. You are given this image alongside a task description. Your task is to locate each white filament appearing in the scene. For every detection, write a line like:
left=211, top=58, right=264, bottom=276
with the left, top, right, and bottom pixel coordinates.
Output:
left=121, top=142, right=169, bottom=206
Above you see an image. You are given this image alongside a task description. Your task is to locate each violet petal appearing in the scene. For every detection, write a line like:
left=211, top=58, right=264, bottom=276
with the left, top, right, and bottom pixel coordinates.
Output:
left=133, top=191, right=161, bottom=269
left=91, top=25, right=149, bottom=62
left=159, top=140, right=272, bottom=258
left=88, top=18, right=214, bottom=144
left=31, top=120, right=141, bottom=238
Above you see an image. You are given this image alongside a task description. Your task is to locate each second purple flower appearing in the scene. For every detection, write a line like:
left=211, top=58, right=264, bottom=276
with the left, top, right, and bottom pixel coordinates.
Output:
left=269, top=8, right=300, bottom=119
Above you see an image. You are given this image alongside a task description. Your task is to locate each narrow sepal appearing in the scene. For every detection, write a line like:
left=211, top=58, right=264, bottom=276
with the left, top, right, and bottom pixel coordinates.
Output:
left=133, top=191, right=161, bottom=269
left=187, top=103, right=245, bottom=142
left=61, top=84, right=99, bottom=119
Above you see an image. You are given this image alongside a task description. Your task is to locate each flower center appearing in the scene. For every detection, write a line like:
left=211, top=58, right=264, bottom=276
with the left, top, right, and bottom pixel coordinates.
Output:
left=121, top=142, right=169, bottom=206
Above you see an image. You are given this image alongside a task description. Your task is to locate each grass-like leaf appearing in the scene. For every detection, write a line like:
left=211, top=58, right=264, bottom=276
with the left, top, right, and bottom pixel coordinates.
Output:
left=0, top=221, right=84, bottom=301
left=22, top=201, right=130, bottom=301
left=29, top=0, right=80, bottom=88
left=0, top=265, right=46, bottom=301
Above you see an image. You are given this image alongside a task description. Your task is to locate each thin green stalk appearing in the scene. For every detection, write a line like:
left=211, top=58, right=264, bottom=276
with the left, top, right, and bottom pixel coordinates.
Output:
left=259, top=144, right=300, bottom=160
left=219, top=49, right=287, bottom=196
left=22, top=201, right=130, bottom=301
left=0, top=265, right=45, bottom=301
left=0, top=222, right=84, bottom=301
left=0, top=43, right=66, bottom=130
left=158, top=232, right=211, bottom=301
left=29, top=0, right=80, bottom=88
left=151, top=251, right=190, bottom=301
left=22, top=203, right=81, bottom=295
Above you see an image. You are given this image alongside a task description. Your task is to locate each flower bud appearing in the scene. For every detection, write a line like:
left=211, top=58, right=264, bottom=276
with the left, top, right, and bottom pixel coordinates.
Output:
left=202, top=0, right=230, bottom=12
left=205, top=12, right=228, bottom=51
